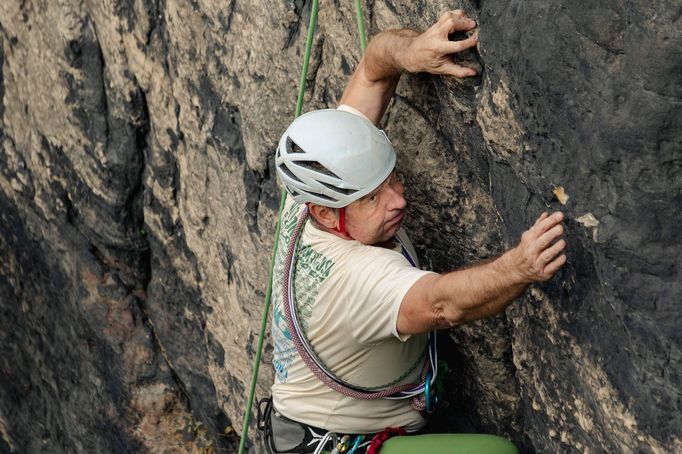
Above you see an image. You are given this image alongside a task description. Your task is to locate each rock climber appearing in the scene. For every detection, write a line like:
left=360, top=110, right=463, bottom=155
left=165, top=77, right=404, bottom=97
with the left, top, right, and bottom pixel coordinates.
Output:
left=262, top=10, right=566, bottom=454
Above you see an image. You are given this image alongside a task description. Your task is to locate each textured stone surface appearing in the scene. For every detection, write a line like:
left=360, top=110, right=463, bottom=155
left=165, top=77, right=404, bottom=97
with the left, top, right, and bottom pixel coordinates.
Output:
left=0, top=0, right=680, bottom=453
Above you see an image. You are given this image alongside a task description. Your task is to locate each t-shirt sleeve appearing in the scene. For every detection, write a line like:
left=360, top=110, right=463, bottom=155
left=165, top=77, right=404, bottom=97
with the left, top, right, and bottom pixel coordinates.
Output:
left=343, top=247, right=435, bottom=345
left=337, top=104, right=371, bottom=122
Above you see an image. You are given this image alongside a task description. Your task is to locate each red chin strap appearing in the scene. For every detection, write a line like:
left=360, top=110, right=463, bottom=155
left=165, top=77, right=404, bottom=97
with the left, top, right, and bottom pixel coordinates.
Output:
left=335, top=207, right=347, bottom=236
left=306, top=203, right=351, bottom=238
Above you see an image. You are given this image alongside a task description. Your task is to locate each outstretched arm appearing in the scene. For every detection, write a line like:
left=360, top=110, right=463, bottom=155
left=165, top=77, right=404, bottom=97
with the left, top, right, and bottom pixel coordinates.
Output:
left=398, top=212, right=568, bottom=335
left=340, top=10, right=478, bottom=125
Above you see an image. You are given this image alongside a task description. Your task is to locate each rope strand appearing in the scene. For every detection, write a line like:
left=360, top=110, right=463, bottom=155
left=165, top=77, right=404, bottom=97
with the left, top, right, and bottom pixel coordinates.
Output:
left=282, top=208, right=433, bottom=409
left=237, top=1, right=320, bottom=451
left=354, top=0, right=368, bottom=53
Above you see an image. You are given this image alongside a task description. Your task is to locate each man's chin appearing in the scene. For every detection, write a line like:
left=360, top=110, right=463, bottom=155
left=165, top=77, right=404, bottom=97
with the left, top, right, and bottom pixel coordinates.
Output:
left=380, top=220, right=403, bottom=242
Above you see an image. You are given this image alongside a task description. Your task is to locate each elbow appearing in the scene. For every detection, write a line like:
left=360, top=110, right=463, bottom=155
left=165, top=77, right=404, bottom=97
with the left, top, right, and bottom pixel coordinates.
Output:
left=427, top=275, right=467, bottom=329
left=432, top=300, right=466, bottom=329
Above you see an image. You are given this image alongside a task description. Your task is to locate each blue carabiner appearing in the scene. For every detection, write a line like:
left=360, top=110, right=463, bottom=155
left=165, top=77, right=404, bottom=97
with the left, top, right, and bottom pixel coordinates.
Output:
left=348, top=435, right=364, bottom=454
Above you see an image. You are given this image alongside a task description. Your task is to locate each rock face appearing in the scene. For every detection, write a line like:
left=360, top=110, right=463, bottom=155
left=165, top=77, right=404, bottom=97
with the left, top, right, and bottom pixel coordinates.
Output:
left=0, top=0, right=680, bottom=452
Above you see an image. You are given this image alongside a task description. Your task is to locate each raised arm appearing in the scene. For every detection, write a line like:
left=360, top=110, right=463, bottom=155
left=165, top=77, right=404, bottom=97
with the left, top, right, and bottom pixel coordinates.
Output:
left=340, top=10, right=478, bottom=125
left=398, top=212, right=568, bottom=335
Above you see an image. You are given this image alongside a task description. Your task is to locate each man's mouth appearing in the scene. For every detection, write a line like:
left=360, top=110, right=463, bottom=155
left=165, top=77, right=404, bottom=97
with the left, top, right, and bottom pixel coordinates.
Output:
left=388, top=211, right=404, bottom=226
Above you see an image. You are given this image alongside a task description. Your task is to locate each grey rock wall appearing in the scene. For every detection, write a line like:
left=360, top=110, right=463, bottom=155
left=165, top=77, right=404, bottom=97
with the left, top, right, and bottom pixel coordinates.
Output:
left=0, top=0, right=679, bottom=452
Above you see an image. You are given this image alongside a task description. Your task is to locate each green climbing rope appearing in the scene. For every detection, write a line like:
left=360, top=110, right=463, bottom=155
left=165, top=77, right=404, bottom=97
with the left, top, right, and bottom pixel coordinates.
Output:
left=238, top=1, right=367, bottom=452
left=237, top=1, right=320, bottom=453
left=236, top=192, right=286, bottom=454
left=295, top=0, right=321, bottom=118
left=354, top=0, right=367, bottom=53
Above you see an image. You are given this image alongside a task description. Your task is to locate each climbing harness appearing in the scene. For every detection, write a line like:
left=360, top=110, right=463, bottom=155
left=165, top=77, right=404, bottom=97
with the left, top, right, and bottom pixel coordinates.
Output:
left=259, top=395, right=376, bottom=454
left=282, top=207, right=438, bottom=408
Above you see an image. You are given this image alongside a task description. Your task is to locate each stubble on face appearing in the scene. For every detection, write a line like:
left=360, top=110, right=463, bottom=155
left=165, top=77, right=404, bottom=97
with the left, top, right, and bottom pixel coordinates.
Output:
left=346, top=202, right=406, bottom=245
left=344, top=172, right=407, bottom=245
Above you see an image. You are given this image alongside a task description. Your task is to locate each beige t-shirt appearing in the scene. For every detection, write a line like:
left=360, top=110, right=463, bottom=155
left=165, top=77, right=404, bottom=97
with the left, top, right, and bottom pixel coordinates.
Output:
left=270, top=195, right=435, bottom=433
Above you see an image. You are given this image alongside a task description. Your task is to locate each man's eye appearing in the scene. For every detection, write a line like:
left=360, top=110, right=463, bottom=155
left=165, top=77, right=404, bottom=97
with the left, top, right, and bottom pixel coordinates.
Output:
left=368, top=195, right=377, bottom=203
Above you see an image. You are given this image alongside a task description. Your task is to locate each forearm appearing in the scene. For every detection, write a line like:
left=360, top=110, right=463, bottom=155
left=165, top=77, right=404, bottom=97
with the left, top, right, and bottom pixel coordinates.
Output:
left=430, top=251, right=528, bottom=328
left=339, top=11, right=478, bottom=124
left=398, top=212, right=566, bottom=335
left=339, top=29, right=418, bottom=125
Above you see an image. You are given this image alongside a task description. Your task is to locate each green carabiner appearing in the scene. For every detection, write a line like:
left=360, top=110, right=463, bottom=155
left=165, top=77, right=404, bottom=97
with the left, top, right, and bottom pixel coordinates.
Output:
left=425, top=371, right=433, bottom=413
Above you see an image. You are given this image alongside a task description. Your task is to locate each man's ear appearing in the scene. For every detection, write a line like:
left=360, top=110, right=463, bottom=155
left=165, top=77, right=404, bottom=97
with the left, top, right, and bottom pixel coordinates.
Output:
left=308, top=204, right=338, bottom=230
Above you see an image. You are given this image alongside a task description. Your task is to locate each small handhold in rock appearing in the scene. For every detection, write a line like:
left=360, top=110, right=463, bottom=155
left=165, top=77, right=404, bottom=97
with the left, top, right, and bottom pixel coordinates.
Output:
left=553, top=186, right=569, bottom=205
left=575, top=213, right=599, bottom=228
left=576, top=213, right=600, bottom=241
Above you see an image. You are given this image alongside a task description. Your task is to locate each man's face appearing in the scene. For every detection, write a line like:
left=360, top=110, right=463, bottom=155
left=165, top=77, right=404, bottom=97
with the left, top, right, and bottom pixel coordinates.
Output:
left=345, top=172, right=407, bottom=245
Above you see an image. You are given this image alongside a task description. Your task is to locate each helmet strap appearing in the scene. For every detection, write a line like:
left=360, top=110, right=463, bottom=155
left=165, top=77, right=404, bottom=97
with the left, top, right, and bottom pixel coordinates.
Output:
left=307, top=203, right=352, bottom=239
left=335, top=207, right=347, bottom=236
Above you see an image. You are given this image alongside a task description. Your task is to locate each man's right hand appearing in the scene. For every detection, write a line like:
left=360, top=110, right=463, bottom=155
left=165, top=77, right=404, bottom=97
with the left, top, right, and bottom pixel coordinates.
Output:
left=509, top=212, right=568, bottom=283
left=405, top=10, right=479, bottom=77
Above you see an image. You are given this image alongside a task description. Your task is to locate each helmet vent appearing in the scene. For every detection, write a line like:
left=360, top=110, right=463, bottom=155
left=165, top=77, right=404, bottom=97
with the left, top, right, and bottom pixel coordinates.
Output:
left=320, top=181, right=357, bottom=196
left=279, top=163, right=303, bottom=183
left=306, top=191, right=335, bottom=202
left=287, top=137, right=306, bottom=154
left=296, top=160, right=341, bottom=180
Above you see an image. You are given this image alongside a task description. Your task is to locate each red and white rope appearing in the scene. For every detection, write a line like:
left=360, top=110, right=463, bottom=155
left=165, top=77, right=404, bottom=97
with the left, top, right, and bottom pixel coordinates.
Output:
left=282, top=206, right=433, bottom=411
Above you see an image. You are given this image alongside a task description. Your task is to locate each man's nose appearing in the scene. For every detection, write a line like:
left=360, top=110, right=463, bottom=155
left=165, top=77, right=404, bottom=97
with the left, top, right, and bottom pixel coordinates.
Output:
left=388, top=186, right=407, bottom=211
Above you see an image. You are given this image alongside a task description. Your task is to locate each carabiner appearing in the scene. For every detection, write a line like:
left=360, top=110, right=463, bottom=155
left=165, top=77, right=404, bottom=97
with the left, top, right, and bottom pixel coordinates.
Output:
left=425, top=371, right=433, bottom=413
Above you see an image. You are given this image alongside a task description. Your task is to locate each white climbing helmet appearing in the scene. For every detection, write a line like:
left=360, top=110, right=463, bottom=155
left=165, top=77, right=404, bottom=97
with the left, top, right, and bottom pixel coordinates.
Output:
left=275, top=109, right=396, bottom=208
